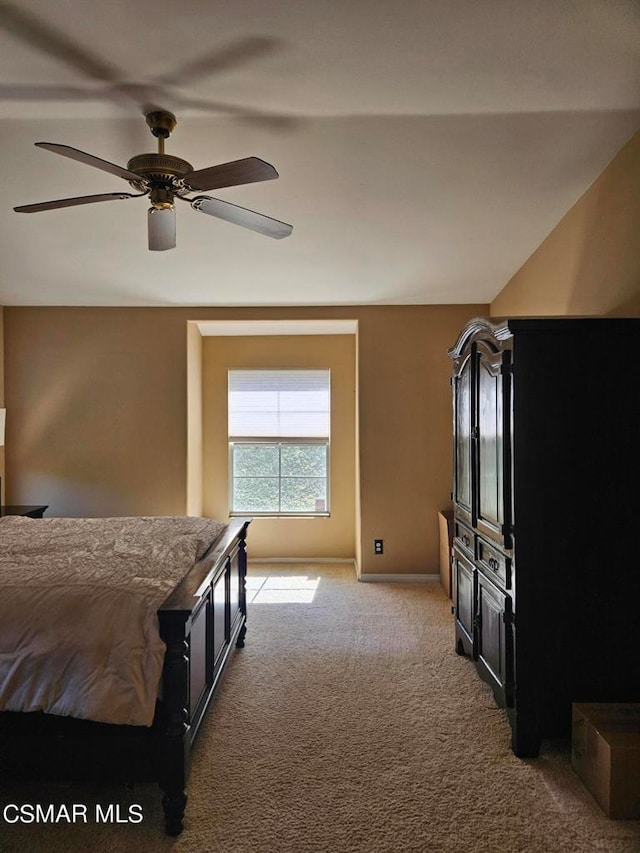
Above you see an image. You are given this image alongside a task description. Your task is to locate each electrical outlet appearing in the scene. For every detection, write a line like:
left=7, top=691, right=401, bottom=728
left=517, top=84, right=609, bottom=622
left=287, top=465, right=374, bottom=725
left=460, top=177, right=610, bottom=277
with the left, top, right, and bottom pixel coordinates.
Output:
left=374, top=539, right=383, bottom=555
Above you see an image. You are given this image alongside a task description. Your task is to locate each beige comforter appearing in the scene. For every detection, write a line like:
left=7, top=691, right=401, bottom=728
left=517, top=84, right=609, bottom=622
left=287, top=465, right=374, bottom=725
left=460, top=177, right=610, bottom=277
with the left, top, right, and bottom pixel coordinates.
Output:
left=0, top=515, right=226, bottom=726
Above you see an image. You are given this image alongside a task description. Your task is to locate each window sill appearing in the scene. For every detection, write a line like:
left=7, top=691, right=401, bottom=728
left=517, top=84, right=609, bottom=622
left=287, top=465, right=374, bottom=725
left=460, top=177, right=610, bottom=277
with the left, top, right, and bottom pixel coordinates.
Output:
left=229, top=512, right=331, bottom=519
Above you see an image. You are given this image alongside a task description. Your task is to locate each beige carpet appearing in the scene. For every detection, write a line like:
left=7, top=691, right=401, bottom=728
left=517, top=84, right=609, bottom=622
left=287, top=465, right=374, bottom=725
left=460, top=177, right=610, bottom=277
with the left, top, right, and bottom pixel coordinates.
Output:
left=1, top=563, right=639, bottom=853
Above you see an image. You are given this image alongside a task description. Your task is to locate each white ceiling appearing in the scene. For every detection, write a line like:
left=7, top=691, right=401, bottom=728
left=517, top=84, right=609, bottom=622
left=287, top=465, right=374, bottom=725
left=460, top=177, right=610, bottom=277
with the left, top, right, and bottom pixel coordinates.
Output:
left=1, top=0, right=639, bottom=306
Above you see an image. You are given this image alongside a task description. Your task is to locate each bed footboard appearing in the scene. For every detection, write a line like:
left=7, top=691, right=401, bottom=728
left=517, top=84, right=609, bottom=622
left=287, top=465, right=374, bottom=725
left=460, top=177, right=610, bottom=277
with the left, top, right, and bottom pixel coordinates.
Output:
left=157, top=517, right=250, bottom=835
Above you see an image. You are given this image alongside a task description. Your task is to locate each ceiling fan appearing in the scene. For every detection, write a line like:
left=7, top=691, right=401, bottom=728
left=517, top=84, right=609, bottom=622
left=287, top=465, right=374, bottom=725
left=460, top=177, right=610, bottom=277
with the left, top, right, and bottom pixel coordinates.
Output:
left=13, top=110, right=293, bottom=250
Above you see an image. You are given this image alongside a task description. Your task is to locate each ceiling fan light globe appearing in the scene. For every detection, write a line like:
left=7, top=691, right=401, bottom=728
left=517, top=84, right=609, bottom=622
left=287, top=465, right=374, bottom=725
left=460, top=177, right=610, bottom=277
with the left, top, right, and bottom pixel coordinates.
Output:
left=148, top=206, right=176, bottom=251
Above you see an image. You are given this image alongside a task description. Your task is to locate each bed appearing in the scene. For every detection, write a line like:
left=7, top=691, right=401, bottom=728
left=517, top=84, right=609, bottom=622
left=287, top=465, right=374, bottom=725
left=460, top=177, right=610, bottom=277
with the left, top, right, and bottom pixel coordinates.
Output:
left=0, top=514, right=250, bottom=836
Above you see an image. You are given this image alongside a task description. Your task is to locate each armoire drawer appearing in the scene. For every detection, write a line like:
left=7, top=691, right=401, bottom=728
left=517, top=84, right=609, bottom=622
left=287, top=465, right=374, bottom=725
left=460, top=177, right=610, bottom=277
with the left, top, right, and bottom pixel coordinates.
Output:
left=477, top=536, right=511, bottom=589
left=454, top=518, right=474, bottom=558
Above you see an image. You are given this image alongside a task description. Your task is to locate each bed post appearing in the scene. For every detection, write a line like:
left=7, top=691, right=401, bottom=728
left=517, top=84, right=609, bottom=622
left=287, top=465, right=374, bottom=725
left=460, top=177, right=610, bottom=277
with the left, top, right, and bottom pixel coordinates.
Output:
left=236, top=530, right=248, bottom=648
left=159, top=611, right=191, bottom=837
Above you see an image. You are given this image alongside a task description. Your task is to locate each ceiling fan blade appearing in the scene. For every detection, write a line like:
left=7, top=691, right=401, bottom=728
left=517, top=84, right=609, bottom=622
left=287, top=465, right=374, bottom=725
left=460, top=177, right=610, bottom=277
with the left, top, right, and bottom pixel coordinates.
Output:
left=184, top=157, right=278, bottom=192
left=148, top=207, right=176, bottom=251
left=35, top=143, right=142, bottom=183
left=0, top=1, right=120, bottom=85
left=14, top=192, right=139, bottom=213
left=157, top=37, right=281, bottom=86
left=0, top=84, right=106, bottom=102
left=0, top=78, right=167, bottom=117
left=174, top=94, right=299, bottom=130
left=191, top=196, right=292, bottom=239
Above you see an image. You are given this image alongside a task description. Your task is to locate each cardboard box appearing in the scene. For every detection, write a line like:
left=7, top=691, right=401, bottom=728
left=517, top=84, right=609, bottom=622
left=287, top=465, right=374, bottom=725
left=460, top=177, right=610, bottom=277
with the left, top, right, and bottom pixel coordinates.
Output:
left=571, top=703, right=640, bottom=819
left=438, top=510, right=454, bottom=598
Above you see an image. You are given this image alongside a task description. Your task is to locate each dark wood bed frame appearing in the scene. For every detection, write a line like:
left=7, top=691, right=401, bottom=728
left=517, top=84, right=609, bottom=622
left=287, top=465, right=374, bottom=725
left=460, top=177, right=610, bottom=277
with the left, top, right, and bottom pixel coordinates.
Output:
left=0, top=516, right=251, bottom=836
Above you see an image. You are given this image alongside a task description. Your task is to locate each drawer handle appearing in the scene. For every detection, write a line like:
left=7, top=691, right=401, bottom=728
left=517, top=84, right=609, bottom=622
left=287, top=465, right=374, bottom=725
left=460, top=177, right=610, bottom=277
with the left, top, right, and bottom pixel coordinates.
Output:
left=463, top=535, right=470, bottom=546
left=488, top=557, right=499, bottom=571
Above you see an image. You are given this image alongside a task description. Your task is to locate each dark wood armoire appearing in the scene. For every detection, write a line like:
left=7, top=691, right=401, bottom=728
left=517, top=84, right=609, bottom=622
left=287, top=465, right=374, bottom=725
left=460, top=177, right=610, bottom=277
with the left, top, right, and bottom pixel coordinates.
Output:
left=448, top=317, right=640, bottom=757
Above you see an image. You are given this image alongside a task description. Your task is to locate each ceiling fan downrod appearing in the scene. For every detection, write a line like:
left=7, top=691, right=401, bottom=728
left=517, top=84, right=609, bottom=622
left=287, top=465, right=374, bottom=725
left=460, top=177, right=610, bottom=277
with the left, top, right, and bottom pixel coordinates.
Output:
left=145, top=109, right=177, bottom=155
left=126, top=110, right=193, bottom=202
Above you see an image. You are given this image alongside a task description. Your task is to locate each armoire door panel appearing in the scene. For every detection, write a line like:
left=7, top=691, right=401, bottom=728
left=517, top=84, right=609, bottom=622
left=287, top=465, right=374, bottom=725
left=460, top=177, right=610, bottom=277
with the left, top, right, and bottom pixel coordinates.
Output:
left=453, top=354, right=473, bottom=524
left=475, top=343, right=511, bottom=547
left=453, top=548, right=475, bottom=655
left=476, top=573, right=512, bottom=705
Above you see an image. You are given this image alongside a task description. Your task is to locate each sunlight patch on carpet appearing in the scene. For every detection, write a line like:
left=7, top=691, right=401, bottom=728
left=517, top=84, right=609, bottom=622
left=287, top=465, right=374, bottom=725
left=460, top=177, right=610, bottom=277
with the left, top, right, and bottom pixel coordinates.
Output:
left=247, top=575, right=320, bottom=604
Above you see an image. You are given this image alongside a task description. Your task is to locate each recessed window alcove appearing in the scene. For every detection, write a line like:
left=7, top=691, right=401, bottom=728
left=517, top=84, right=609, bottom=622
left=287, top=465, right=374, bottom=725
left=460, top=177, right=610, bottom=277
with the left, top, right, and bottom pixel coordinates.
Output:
left=186, top=320, right=359, bottom=563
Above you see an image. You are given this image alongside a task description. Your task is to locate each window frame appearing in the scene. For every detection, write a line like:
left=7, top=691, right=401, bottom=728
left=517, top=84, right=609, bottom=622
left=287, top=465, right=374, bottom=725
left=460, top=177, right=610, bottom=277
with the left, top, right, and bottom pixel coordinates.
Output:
left=227, top=368, right=331, bottom=519
left=228, top=437, right=331, bottom=518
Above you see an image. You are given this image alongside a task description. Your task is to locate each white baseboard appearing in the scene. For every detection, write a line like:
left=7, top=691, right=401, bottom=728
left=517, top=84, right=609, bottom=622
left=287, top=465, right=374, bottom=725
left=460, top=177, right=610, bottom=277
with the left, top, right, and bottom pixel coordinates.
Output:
left=358, top=573, right=441, bottom=583
left=246, top=560, right=440, bottom=584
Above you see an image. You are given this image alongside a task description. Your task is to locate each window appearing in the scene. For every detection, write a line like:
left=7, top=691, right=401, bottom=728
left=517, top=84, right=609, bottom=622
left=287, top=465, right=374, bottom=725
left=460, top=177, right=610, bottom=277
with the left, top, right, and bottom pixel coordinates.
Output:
left=228, top=370, right=330, bottom=516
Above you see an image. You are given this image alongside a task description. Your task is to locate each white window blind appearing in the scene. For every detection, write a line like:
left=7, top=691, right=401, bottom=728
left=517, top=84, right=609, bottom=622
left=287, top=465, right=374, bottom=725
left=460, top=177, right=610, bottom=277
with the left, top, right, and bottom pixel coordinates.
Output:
left=228, top=370, right=330, bottom=438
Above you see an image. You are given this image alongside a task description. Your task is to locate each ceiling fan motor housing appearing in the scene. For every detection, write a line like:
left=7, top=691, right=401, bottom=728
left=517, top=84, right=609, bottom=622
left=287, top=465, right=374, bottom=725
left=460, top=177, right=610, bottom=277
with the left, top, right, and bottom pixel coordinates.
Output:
left=126, top=153, right=194, bottom=197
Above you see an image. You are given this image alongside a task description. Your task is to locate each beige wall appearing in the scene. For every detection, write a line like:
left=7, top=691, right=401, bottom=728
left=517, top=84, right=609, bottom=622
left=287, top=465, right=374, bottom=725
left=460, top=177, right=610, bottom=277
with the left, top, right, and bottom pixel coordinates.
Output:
left=491, top=129, right=640, bottom=317
left=186, top=322, right=203, bottom=516
left=0, top=305, right=4, bottom=503
left=3, top=308, right=188, bottom=517
left=3, top=304, right=485, bottom=575
left=354, top=306, right=485, bottom=576
left=202, top=334, right=356, bottom=559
